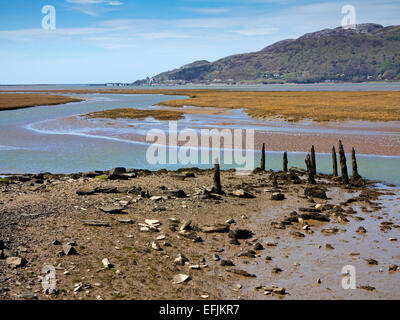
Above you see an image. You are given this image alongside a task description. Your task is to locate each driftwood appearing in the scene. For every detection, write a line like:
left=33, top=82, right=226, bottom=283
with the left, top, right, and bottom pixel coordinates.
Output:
left=338, top=140, right=349, bottom=184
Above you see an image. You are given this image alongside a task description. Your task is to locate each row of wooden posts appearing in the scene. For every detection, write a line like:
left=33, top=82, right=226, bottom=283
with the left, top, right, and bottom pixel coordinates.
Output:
left=213, top=140, right=361, bottom=192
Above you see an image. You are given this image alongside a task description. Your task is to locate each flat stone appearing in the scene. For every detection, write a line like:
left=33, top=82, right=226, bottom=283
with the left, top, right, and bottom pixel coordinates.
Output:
left=63, top=244, right=78, bottom=256
left=202, top=224, right=230, bottom=233
left=100, top=207, right=126, bottom=214
left=76, top=188, right=96, bottom=196
left=172, top=274, right=191, bottom=285
left=82, top=220, right=111, bottom=227
left=225, top=268, right=256, bottom=278
left=117, top=218, right=134, bottom=224
left=6, top=257, right=27, bottom=268
left=232, top=189, right=255, bottom=199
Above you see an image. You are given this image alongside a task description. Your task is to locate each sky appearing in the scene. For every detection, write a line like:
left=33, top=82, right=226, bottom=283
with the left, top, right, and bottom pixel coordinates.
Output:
left=0, top=0, right=399, bottom=84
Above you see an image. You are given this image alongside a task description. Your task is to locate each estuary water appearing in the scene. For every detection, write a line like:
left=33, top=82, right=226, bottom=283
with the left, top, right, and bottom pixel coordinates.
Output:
left=0, top=87, right=399, bottom=185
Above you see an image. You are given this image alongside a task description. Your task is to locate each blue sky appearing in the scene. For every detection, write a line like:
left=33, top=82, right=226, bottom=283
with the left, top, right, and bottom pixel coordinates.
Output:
left=0, top=0, right=399, bottom=84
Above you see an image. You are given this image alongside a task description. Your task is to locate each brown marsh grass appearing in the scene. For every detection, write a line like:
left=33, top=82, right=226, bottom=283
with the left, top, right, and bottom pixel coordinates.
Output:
left=0, top=94, right=82, bottom=111
left=85, top=108, right=185, bottom=121
left=2, top=89, right=400, bottom=121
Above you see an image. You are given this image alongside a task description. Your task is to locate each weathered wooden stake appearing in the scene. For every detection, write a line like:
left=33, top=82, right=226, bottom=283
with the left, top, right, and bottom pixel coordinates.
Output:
left=310, top=145, right=317, bottom=174
left=272, top=173, right=279, bottom=189
left=283, top=152, right=288, bottom=172
left=338, top=140, right=349, bottom=185
left=332, top=146, right=338, bottom=177
left=352, top=147, right=361, bottom=179
left=213, top=158, right=223, bottom=194
left=305, top=154, right=316, bottom=185
left=261, top=143, right=266, bottom=171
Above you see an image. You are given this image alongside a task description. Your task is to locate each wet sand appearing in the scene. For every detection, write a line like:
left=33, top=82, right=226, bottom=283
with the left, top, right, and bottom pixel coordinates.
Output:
left=0, top=168, right=399, bottom=300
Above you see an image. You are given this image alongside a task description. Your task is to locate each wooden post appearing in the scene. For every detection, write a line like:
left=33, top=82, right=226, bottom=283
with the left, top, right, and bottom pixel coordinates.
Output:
left=338, top=140, right=349, bottom=185
left=283, top=152, right=288, bottom=172
left=261, top=143, right=266, bottom=171
left=332, top=146, right=338, bottom=177
left=213, top=158, right=223, bottom=194
left=352, top=147, right=361, bottom=179
left=305, top=154, right=316, bottom=185
left=311, top=145, right=316, bottom=174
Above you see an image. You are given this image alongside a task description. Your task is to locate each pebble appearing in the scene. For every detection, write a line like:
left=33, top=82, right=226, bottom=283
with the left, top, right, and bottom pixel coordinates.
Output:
left=102, top=258, right=113, bottom=269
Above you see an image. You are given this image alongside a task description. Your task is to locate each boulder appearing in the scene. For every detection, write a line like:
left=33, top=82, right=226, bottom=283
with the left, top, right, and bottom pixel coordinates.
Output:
left=109, top=167, right=126, bottom=176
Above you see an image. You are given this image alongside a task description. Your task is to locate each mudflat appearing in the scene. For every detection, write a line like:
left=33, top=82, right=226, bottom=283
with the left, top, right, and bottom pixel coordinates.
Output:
left=1, top=167, right=399, bottom=300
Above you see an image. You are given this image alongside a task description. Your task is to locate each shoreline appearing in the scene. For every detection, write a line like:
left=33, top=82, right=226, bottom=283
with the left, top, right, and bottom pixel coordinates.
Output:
left=1, top=166, right=399, bottom=300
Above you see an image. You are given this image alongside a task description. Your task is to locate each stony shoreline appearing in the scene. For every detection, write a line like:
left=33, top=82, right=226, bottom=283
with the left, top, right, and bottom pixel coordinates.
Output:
left=1, top=165, right=399, bottom=300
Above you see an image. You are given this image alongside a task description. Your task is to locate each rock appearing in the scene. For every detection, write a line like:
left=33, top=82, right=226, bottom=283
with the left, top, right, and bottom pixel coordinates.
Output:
left=151, top=242, right=162, bottom=251
left=53, top=240, right=62, bottom=245
left=299, top=212, right=330, bottom=222
left=272, top=287, right=286, bottom=295
left=76, top=188, right=96, bottom=196
left=271, top=193, right=285, bottom=201
left=225, top=219, right=235, bottom=224
left=213, top=254, right=221, bottom=261
left=174, top=254, right=189, bottom=266
left=226, top=269, right=256, bottom=278
left=172, top=274, right=191, bottom=285
left=265, top=242, right=278, bottom=247
left=22, top=290, right=37, bottom=300
left=359, top=285, right=375, bottom=291
left=272, top=267, right=283, bottom=274
left=180, top=220, right=192, bottom=231
left=356, top=226, right=367, bottom=234
left=389, top=264, right=399, bottom=272
left=202, top=224, right=230, bottom=233
left=321, top=228, right=339, bottom=235
left=291, top=231, right=305, bottom=238
left=102, top=258, right=113, bottom=269
left=254, top=243, right=264, bottom=251
left=265, top=256, right=272, bottom=261
left=317, top=278, right=322, bottom=284
left=81, top=220, right=111, bottom=227
left=163, top=190, right=187, bottom=198
left=232, top=189, right=255, bottom=199
left=366, top=258, right=379, bottom=265
left=63, top=244, right=78, bottom=256
left=230, top=239, right=240, bottom=245
left=109, top=167, right=126, bottom=176
left=221, top=260, right=235, bottom=267
left=229, top=229, right=253, bottom=240
left=117, top=218, right=134, bottom=224
left=189, top=265, right=201, bottom=270
left=150, top=196, right=164, bottom=202
left=304, top=187, right=328, bottom=199
left=326, top=244, right=335, bottom=250
left=100, top=207, right=126, bottom=214
left=6, top=257, right=27, bottom=268
left=238, top=250, right=256, bottom=258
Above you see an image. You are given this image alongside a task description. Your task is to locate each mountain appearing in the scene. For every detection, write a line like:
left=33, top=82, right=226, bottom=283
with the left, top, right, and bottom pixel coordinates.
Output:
left=134, top=23, right=400, bottom=85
